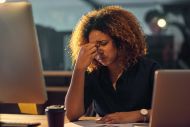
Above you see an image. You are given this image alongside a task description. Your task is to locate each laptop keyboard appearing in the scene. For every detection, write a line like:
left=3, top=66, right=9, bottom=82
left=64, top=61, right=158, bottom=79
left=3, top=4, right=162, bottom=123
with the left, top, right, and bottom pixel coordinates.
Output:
left=0, top=121, right=41, bottom=127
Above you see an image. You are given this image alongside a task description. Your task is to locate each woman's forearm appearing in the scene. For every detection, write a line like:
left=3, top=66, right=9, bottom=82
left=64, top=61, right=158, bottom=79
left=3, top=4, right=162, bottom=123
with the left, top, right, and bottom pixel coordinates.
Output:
left=97, top=109, right=152, bottom=124
left=65, top=67, right=86, bottom=121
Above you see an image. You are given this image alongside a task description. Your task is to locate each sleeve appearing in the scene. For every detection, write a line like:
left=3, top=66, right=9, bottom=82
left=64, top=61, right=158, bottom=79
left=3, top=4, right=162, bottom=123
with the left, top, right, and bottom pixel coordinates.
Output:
left=84, top=72, right=94, bottom=113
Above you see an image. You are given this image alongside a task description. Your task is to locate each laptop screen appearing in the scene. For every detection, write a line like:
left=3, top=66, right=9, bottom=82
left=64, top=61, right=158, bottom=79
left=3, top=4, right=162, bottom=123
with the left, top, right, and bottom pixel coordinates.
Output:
left=150, top=70, right=190, bottom=127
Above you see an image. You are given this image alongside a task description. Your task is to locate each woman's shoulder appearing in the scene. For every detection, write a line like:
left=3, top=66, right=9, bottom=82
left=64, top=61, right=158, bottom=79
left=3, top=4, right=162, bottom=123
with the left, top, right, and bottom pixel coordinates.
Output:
left=139, top=57, right=160, bottom=66
left=138, top=57, right=161, bottom=70
left=128, top=57, right=161, bottom=71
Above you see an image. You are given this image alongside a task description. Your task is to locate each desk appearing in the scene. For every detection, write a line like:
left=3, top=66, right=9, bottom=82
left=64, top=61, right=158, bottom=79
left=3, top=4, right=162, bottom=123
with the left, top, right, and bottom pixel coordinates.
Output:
left=0, top=114, right=96, bottom=127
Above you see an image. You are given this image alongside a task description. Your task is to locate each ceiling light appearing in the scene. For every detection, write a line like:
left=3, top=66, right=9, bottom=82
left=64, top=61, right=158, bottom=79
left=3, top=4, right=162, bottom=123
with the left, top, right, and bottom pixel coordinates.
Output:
left=157, top=18, right=167, bottom=28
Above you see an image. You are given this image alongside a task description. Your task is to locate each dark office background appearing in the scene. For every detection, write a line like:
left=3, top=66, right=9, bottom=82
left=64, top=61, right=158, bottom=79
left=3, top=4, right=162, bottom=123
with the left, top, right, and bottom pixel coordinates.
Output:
left=29, top=0, right=190, bottom=71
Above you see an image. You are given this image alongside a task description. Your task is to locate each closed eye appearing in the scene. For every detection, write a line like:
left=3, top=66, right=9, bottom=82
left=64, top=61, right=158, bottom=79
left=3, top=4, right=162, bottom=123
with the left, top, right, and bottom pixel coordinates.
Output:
left=97, top=40, right=109, bottom=46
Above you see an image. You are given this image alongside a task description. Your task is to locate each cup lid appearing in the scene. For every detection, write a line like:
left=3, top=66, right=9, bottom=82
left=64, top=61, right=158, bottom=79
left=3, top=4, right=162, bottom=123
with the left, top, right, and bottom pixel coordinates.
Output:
left=45, top=105, right=65, bottom=112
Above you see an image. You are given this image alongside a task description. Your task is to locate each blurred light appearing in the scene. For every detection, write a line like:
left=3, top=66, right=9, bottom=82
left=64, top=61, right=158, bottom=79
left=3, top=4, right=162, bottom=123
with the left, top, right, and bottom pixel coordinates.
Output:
left=145, top=9, right=167, bottom=34
left=157, top=18, right=167, bottom=28
left=0, top=0, right=6, bottom=3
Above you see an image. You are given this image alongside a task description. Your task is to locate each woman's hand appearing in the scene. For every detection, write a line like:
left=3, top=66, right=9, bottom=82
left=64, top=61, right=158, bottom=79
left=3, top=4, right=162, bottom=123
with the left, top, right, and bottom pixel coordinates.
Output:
left=75, top=43, right=97, bottom=70
left=96, top=111, right=142, bottom=124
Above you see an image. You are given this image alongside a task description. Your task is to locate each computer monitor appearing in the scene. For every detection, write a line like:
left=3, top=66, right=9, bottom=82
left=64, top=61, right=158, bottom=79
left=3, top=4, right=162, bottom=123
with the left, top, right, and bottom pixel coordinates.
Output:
left=0, top=2, right=47, bottom=104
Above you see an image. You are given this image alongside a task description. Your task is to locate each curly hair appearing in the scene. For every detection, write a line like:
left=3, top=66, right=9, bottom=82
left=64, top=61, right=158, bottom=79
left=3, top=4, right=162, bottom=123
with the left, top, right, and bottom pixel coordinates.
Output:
left=69, top=6, right=147, bottom=72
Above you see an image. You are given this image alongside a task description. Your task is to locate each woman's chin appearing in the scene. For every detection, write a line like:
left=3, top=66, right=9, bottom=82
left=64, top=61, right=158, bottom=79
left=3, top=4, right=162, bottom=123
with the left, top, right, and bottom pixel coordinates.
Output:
left=98, top=60, right=110, bottom=66
left=98, top=59, right=119, bottom=67
left=97, top=60, right=107, bottom=66
left=97, top=58, right=113, bottom=66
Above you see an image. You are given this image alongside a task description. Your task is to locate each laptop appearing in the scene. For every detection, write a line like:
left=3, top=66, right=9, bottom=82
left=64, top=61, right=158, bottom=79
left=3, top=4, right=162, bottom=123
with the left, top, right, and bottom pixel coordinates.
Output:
left=0, top=2, right=47, bottom=104
left=149, top=70, right=190, bottom=127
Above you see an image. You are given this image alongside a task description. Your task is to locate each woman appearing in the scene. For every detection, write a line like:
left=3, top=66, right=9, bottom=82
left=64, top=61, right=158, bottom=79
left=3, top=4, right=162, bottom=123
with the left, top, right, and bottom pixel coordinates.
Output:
left=65, top=6, right=160, bottom=124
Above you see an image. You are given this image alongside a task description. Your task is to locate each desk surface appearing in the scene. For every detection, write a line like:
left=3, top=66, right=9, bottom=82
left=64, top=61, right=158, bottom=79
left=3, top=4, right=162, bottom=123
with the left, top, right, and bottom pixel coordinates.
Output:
left=0, top=114, right=96, bottom=127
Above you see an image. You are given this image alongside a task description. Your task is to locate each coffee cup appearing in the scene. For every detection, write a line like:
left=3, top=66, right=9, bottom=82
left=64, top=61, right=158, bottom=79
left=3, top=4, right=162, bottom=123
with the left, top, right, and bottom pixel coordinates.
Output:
left=45, top=105, right=65, bottom=127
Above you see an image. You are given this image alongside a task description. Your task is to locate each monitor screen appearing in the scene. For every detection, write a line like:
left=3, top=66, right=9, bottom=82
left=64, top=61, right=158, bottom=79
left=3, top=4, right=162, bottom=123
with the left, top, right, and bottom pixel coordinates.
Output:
left=0, top=2, right=47, bottom=104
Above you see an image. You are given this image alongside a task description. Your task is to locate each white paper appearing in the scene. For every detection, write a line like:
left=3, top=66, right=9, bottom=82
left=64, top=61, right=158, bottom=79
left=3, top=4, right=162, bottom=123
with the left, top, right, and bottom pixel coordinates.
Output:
left=64, top=120, right=148, bottom=127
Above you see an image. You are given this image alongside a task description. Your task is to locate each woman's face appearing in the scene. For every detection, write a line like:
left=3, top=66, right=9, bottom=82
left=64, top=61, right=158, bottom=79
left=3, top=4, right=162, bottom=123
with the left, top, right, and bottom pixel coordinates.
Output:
left=88, top=30, right=118, bottom=66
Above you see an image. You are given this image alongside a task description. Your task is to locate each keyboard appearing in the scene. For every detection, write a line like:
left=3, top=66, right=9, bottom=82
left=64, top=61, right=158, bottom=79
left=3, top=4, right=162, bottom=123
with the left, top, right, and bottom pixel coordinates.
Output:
left=0, top=121, right=41, bottom=127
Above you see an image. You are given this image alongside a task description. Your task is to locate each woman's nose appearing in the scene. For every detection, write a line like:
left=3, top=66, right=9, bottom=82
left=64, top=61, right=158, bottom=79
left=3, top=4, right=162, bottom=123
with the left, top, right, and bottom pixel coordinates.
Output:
left=95, top=43, right=100, bottom=48
left=97, top=47, right=103, bottom=54
left=95, top=43, right=104, bottom=54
